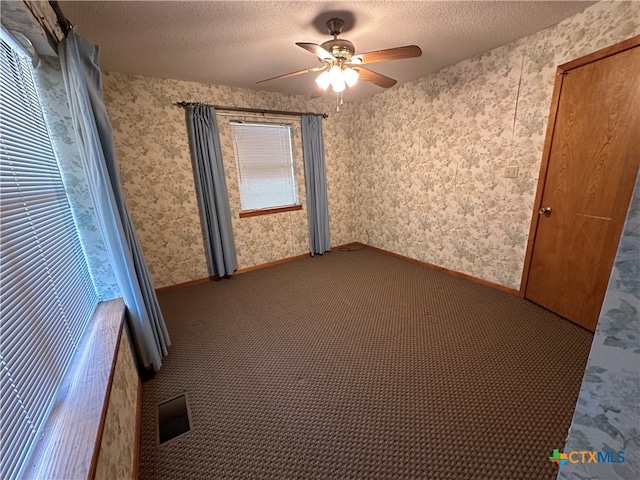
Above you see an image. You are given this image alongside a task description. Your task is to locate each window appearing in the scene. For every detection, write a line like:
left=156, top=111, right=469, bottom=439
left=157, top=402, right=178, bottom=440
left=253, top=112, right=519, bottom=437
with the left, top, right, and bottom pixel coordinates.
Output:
left=230, top=122, right=299, bottom=214
left=0, top=34, right=98, bottom=479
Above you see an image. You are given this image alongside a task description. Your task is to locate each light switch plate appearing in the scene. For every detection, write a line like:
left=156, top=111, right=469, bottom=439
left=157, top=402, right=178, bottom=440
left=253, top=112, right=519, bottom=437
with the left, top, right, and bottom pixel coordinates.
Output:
left=504, top=166, right=519, bottom=178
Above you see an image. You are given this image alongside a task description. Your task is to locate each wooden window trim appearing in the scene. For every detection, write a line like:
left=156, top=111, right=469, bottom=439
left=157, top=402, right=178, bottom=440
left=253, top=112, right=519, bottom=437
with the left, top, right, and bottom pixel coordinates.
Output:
left=239, top=204, right=302, bottom=218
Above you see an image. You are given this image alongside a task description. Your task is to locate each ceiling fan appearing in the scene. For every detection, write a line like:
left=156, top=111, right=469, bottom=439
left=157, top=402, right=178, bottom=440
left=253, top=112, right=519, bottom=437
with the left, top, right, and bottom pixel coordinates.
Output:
left=256, top=17, right=422, bottom=100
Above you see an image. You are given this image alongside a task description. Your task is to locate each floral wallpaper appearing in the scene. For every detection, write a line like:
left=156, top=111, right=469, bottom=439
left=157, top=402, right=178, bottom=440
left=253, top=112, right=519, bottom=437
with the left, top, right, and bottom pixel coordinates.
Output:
left=559, top=171, right=640, bottom=480
left=95, top=329, right=140, bottom=480
left=32, top=54, right=121, bottom=299
left=102, top=73, right=353, bottom=287
left=343, top=0, right=640, bottom=289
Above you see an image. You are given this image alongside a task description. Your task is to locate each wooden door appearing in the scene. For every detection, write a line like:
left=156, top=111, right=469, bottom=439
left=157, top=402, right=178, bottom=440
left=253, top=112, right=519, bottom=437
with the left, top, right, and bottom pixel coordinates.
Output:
left=524, top=42, right=640, bottom=332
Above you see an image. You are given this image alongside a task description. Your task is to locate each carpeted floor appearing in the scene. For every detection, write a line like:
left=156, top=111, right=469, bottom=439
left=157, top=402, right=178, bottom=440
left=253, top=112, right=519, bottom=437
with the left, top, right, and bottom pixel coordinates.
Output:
left=139, top=248, right=593, bottom=479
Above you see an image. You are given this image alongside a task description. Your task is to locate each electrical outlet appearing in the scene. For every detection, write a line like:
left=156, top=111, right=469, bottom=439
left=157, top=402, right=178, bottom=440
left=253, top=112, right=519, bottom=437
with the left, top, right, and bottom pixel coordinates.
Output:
left=504, top=166, right=519, bottom=178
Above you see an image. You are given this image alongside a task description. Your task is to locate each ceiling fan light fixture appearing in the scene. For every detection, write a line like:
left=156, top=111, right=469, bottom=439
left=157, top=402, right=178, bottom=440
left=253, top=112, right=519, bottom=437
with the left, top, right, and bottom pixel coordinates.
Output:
left=315, top=70, right=331, bottom=90
left=257, top=17, right=422, bottom=102
left=343, top=67, right=359, bottom=87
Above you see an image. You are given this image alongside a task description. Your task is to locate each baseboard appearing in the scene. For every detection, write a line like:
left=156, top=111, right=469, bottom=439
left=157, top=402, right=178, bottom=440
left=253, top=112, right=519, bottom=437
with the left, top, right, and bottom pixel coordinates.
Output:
left=132, top=378, right=142, bottom=480
left=155, top=244, right=359, bottom=292
left=362, top=244, right=519, bottom=296
left=153, top=243, right=518, bottom=297
left=235, top=253, right=311, bottom=274
left=331, top=242, right=363, bottom=251
left=154, top=243, right=518, bottom=296
left=155, top=275, right=216, bottom=293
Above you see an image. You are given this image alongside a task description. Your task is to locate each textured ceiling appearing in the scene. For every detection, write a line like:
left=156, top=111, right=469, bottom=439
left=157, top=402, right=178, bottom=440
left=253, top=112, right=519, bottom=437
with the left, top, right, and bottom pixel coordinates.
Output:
left=58, top=1, right=595, bottom=102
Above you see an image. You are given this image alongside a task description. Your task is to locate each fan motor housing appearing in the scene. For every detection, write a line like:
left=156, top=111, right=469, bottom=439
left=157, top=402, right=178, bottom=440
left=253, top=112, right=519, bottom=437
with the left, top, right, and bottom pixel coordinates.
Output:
left=320, top=38, right=355, bottom=61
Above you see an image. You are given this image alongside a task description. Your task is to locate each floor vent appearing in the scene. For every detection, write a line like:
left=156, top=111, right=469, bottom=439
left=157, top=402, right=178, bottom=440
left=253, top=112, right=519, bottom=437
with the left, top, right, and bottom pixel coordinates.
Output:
left=157, top=393, right=192, bottom=445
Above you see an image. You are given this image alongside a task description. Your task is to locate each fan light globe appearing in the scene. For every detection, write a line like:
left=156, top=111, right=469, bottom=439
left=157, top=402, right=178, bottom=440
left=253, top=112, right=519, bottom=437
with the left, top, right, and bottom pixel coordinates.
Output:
left=328, top=65, right=342, bottom=82
left=315, top=71, right=331, bottom=90
left=331, top=77, right=346, bottom=92
left=343, top=68, right=359, bottom=87
left=327, top=65, right=346, bottom=92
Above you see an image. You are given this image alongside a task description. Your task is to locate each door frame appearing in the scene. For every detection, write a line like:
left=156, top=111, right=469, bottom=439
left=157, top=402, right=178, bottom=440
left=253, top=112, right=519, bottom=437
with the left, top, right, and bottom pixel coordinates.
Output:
left=519, top=35, right=640, bottom=298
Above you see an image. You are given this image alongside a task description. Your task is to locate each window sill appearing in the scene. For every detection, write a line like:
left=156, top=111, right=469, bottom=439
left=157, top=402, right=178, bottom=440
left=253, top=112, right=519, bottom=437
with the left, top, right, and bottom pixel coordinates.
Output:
left=239, top=204, right=302, bottom=218
left=21, top=298, right=126, bottom=480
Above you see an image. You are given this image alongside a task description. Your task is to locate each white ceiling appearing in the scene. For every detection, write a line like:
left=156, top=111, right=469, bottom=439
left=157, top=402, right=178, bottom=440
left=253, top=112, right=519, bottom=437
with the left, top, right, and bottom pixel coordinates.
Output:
left=58, top=1, right=595, bottom=102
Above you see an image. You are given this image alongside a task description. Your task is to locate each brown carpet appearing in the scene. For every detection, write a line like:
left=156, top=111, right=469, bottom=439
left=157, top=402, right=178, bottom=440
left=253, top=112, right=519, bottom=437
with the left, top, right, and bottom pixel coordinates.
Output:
left=139, top=248, right=593, bottom=479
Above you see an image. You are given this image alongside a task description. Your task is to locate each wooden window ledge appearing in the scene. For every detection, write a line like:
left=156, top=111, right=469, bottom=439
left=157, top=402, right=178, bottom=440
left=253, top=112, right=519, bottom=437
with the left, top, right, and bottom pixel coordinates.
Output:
left=21, top=298, right=126, bottom=480
left=239, top=204, right=302, bottom=218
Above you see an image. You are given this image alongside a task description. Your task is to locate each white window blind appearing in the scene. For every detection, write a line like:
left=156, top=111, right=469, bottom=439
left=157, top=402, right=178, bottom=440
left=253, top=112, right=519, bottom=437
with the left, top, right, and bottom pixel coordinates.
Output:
left=0, top=36, right=98, bottom=479
left=231, top=122, right=298, bottom=211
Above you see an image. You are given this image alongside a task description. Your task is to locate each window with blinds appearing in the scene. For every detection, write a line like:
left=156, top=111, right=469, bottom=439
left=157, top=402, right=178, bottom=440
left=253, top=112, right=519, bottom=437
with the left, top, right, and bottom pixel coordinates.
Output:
left=0, top=35, right=98, bottom=479
left=230, top=122, right=298, bottom=211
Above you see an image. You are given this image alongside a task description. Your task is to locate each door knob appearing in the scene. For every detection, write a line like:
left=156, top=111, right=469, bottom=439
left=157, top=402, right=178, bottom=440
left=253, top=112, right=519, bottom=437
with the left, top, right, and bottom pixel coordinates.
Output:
left=538, top=206, right=552, bottom=216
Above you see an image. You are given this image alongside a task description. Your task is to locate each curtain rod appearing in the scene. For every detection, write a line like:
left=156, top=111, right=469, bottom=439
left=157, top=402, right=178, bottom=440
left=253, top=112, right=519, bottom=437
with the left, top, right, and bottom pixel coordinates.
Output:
left=175, top=102, right=328, bottom=119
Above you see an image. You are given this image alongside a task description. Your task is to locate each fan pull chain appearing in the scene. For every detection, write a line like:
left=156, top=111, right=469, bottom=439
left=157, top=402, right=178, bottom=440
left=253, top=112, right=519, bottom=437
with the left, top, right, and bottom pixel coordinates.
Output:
left=336, top=91, right=344, bottom=112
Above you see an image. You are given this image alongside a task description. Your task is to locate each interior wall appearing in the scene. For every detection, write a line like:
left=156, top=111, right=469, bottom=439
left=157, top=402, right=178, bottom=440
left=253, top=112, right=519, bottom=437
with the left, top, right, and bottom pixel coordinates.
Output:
left=102, top=76, right=356, bottom=287
left=343, top=0, right=639, bottom=289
